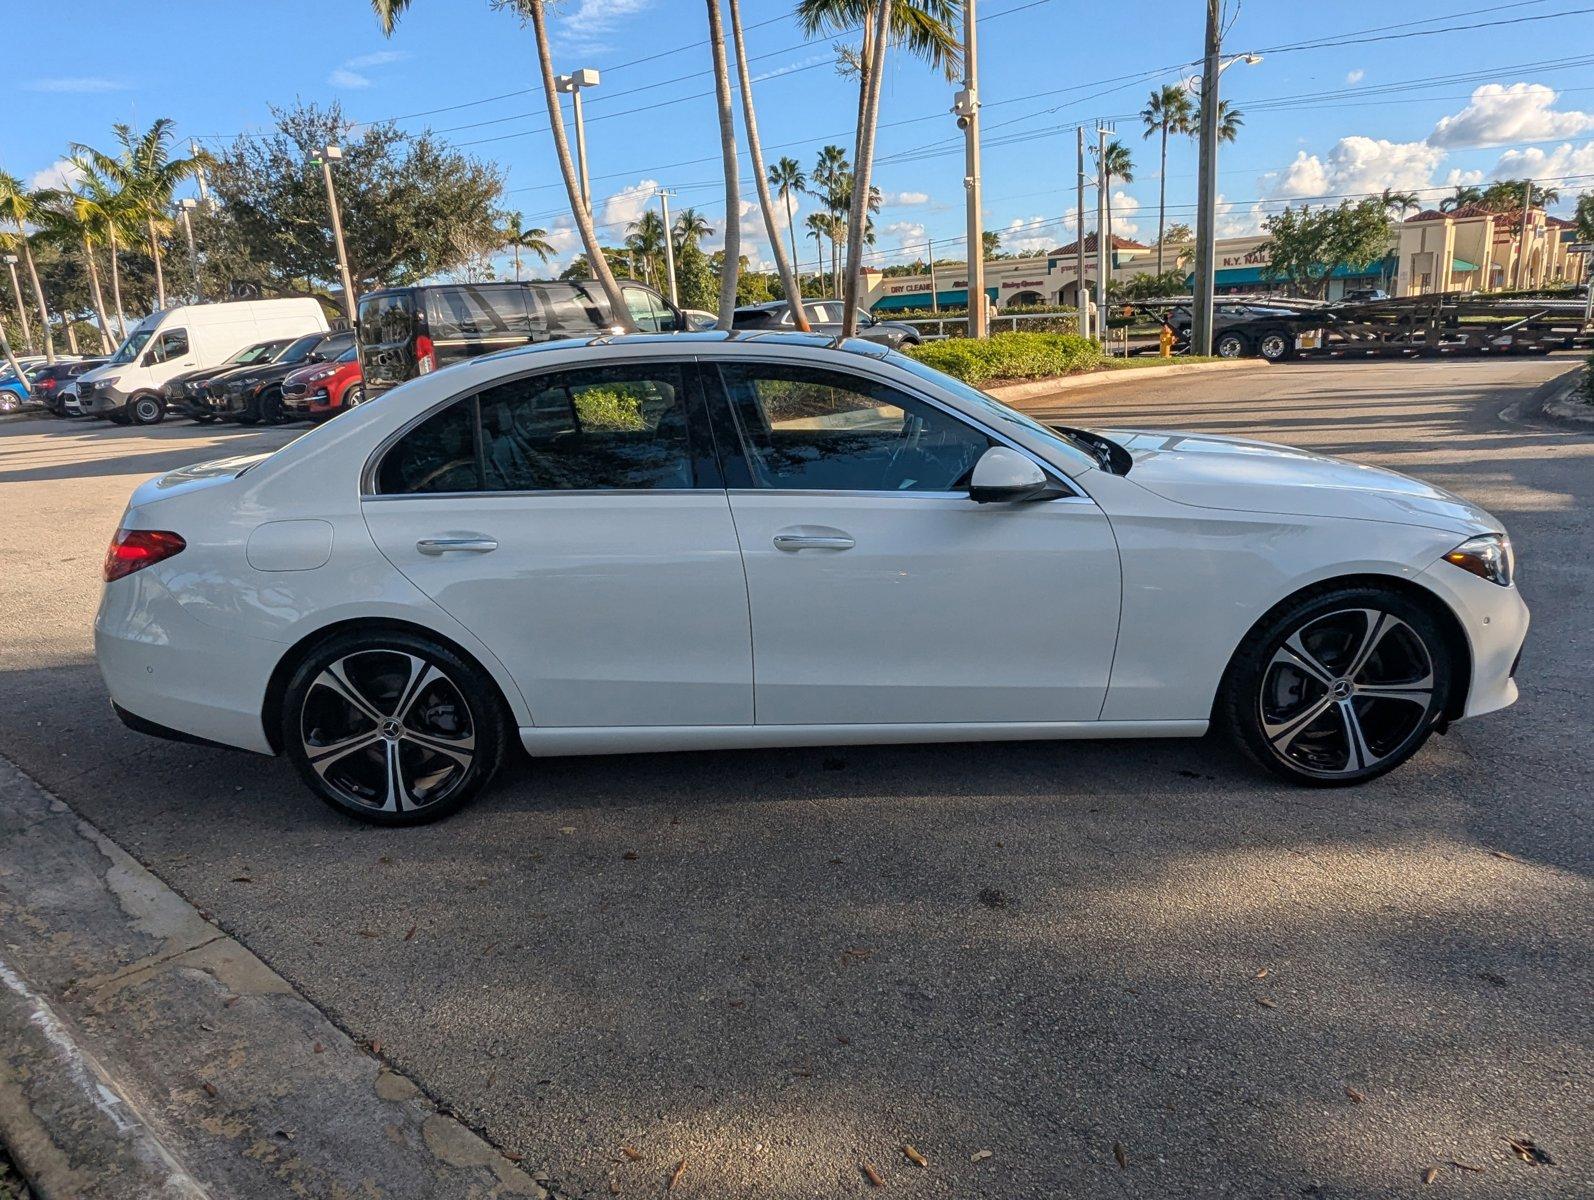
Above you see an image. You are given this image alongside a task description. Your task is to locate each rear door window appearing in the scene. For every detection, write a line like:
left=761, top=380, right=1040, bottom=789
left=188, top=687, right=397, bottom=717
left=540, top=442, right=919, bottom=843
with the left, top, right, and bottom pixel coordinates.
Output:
left=537, top=285, right=613, bottom=340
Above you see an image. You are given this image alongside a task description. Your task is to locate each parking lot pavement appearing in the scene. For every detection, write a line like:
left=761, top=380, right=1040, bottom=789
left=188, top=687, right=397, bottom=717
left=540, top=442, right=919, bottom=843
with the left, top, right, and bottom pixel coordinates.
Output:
left=0, top=360, right=1589, bottom=1199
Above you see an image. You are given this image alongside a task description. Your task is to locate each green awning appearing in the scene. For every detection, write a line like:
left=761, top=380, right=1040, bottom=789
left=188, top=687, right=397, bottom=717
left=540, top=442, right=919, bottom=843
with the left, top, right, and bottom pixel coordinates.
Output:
left=871, top=287, right=999, bottom=311
left=1451, top=257, right=1479, bottom=272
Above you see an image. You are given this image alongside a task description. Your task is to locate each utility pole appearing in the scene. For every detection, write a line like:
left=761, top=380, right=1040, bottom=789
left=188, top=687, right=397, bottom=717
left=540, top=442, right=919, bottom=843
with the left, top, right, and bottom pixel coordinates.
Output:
left=657, top=188, right=679, bottom=306
left=926, top=236, right=940, bottom=316
left=1192, top=0, right=1222, bottom=356
left=3, top=255, right=34, bottom=354
left=557, top=69, right=601, bottom=214
left=315, top=145, right=358, bottom=327
left=1515, top=178, right=1534, bottom=289
left=177, top=198, right=203, bottom=302
left=956, top=0, right=986, bottom=338
left=1076, top=125, right=1088, bottom=339
left=1095, top=125, right=1109, bottom=346
left=190, top=141, right=214, bottom=209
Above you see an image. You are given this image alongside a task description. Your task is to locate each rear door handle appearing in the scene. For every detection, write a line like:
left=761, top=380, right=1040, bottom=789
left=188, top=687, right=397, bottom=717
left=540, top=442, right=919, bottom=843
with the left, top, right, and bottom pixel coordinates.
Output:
left=773, top=529, right=855, bottom=551
left=416, top=537, right=498, bottom=555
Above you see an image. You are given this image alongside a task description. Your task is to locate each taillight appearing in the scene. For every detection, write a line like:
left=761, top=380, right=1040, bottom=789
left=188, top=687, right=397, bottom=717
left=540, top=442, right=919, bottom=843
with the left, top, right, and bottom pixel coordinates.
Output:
left=37, top=378, right=56, bottom=391
left=415, top=334, right=435, bottom=375
left=104, top=529, right=186, bottom=582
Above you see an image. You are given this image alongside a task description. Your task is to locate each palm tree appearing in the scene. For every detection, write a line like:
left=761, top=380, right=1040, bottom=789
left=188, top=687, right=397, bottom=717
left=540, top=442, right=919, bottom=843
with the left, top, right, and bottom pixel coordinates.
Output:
left=769, top=156, right=807, bottom=294
left=1378, top=188, right=1420, bottom=222
left=626, top=208, right=667, bottom=286
left=372, top=1, right=634, bottom=330
left=1141, top=83, right=1193, bottom=274
left=798, top=0, right=960, bottom=335
left=38, top=184, right=115, bottom=352
left=1190, top=99, right=1244, bottom=145
left=809, top=145, right=850, bottom=293
left=1440, top=184, right=1483, bottom=213
left=503, top=212, right=553, bottom=281
left=0, top=172, right=57, bottom=363
left=673, top=207, right=714, bottom=250
left=72, top=159, right=138, bottom=338
left=75, top=120, right=204, bottom=312
left=1092, top=139, right=1134, bottom=268
left=704, top=0, right=740, bottom=328
left=805, top=213, right=833, bottom=289
left=982, top=230, right=1002, bottom=260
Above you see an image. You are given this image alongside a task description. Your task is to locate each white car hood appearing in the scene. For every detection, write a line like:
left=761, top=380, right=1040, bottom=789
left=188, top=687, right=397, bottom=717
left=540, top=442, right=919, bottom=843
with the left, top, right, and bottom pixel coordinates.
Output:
left=1105, top=429, right=1497, bottom=534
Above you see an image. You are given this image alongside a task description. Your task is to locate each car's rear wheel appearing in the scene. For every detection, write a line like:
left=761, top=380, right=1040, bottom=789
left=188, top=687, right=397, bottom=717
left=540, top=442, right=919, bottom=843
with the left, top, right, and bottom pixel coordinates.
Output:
left=129, top=394, right=165, bottom=425
left=281, top=631, right=509, bottom=825
left=0, top=393, right=19, bottom=414
left=1215, top=331, right=1247, bottom=358
left=1219, top=585, right=1453, bottom=786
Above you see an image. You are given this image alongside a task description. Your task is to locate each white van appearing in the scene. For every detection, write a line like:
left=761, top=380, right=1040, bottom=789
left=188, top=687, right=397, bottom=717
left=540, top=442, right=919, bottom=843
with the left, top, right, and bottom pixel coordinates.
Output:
left=78, top=299, right=329, bottom=425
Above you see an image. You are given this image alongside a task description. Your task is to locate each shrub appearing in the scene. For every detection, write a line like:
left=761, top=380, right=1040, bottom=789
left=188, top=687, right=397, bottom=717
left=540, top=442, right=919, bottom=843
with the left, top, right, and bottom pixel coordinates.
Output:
left=905, top=331, right=1105, bottom=386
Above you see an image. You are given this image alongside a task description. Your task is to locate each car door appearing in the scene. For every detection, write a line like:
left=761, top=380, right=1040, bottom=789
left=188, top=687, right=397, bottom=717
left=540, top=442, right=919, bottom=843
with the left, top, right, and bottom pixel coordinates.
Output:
left=706, top=358, right=1121, bottom=726
left=361, top=360, right=753, bottom=728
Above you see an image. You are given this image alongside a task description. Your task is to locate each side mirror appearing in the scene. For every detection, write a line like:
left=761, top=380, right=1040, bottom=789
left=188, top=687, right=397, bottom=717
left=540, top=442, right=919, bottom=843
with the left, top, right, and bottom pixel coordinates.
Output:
left=968, top=445, right=1063, bottom=503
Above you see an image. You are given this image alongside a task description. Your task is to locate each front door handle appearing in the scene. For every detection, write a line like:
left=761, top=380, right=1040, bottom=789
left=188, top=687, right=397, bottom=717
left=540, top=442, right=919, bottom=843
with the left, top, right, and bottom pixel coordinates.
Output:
left=416, top=537, right=498, bottom=555
left=773, top=529, right=855, bottom=552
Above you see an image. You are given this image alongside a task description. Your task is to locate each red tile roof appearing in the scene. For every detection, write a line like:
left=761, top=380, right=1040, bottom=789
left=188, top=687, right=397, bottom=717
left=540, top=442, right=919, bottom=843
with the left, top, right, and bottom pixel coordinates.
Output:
left=1048, top=233, right=1149, bottom=254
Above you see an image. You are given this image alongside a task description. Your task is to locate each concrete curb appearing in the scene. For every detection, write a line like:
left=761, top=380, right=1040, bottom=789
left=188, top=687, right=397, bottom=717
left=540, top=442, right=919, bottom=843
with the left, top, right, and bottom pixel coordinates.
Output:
left=1505, top=358, right=1594, bottom=429
left=986, top=358, right=1269, bottom=405
left=0, top=755, right=549, bottom=1200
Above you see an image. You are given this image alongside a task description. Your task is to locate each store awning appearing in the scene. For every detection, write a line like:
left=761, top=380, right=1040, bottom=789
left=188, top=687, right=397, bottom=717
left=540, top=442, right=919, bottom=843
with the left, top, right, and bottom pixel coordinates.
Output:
left=871, top=287, right=999, bottom=312
left=1451, top=257, right=1479, bottom=272
left=1191, top=259, right=1390, bottom=287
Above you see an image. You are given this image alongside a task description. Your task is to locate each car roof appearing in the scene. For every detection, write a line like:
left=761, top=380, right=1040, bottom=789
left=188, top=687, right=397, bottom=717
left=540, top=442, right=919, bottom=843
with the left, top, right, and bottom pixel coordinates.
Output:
left=475, top=329, right=894, bottom=367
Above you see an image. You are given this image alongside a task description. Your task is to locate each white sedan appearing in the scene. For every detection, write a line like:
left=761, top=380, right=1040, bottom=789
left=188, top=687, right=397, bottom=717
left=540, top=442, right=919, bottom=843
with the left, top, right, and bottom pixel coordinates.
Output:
left=95, top=333, right=1527, bottom=825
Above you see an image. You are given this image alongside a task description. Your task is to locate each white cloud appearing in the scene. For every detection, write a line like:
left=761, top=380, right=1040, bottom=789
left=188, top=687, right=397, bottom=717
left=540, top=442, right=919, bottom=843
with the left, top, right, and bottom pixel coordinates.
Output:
left=882, top=220, right=926, bottom=250
left=1108, top=190, right=1142, bottom=238
left=329, top=68, right=373, bottom=89
left=1345, top=69, right=1365, bottom=85
left=28, top=158, right=86, bottom=193
left=1492, top=139, right=1594, bottom=183
left=557, top=0, right=654, bottom=49
left=1429, top=82, right=1594, bottom=149
left=1263, top=137, right=1446, bottom=201
left=882, top=190, right=930, bottom=206
left=1215, top=195, right=1268, bottom=238
left=998, top=215, right=1061, bottom=257
left=346, top=50, right=408, bottom=69
left=752, top=52, right=830, bottom=84
left=598, top=178, right=662, bottom=233
left=22, top=77, right=125, bottom=94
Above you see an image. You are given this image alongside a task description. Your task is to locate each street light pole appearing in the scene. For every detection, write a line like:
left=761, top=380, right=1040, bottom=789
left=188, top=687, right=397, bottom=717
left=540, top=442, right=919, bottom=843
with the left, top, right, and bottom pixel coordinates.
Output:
left=316, top=145, right=358, bottom=327
left=1076, top=125, right=1088, bottom=339
left=927, top=236, right=940, bottom=316
left=956, top=0, right=986, bottom=338
left=1192, top=0, right=1222, bottom=357
left=557, top=69, right=601, bottom=214
left=657, top=188, right=679, bottom=306
left=1095, top=125, right=1109, bottom=345
left=178, top=198, right=203, bottom=302
left=3, top=254, right=34, bottom=354
left=1515, top=178, right=1534, bottom=289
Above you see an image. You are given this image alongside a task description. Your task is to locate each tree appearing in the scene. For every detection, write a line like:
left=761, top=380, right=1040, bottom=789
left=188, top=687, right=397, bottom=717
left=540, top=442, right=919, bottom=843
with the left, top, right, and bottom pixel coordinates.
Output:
left=197, top=102, right=506, bottom=297
left=37, top=184, right=115, bottom=352
left=982, top=229, right=1002, bottom=260
left=728, top=0, right=809, bottom=330
left=769, top=156, right=807, bottom=294
left=1440, top=184, right=1483, bottom=213
left=1162, top=221, right=1193, bottom=247
left=702, top=0, right=741, bottom=328
left=673, top=207, right=713, bottom=250
left=1574, top=192, right=1594, bottom=242
left=798, top=0, right=959, bottom=334
left=1141, top=83, right=1193, bottom=275
left=674, top=239, right=717, bottom=310
left=1481, top=178, right=1559, bottom=220
left=1262, top=199, right=1392, bottom=299
left=0, top=173, right=57, bottom=362
left=66, top=151, right=140, bottom=336
left=809, top=144, right=850, bottom=292
left=1191, top=99, right=1243, bottom=145
left=373, top=0, right=634, bottom=330
left=626, top=208, right=667, bottom=286
left=804, top=212, right=833, bottom=289
left=1092, top=139, right=1134, bottom=264
left=1111, top=270, right=1189, bottom=301
left=504, top=212, right=553, bottom=281
left=1378, top=187, right=1420, bottom=221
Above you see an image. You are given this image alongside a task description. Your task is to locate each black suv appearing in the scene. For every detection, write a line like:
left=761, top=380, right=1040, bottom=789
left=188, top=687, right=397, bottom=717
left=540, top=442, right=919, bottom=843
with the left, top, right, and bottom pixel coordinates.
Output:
left=30, top=358, right=108, bottom=416
left=731, top=300, right=921, bottom=348
left=205, top=331, right=356, bottom=424
left=168, top=339, right=299, bottom=423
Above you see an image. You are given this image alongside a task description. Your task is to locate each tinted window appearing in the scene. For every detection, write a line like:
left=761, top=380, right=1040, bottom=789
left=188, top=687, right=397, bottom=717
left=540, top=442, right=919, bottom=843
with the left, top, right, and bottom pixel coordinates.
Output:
left=478, top=364, right=694, bottom=491
left=375, top=399, right=480, bottom=494
left=427, top=287, right=532, bottom=342
left=151, top=329, right=189, bottom=362
left=537, top=284, right=612, bottom=339
left=360, top=293, right=416, bottom=345
left=717, top=363, right=992, bottom=492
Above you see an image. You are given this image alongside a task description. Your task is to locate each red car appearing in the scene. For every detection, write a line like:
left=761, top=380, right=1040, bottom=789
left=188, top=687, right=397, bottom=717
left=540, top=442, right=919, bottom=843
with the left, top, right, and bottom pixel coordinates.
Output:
left=281, top=348, right=364, bottom=420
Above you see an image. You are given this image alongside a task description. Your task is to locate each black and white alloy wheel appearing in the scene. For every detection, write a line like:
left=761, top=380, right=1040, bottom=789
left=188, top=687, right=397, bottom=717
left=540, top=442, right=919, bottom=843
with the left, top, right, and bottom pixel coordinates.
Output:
left=1222, top=587, right=1452, bottom=786
left=283, top=633, right=507, bottom=824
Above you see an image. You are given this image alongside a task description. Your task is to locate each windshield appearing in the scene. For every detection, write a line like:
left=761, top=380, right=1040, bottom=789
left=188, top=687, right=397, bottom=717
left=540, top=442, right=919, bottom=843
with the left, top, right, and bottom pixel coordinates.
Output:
left=887, top=352, right=1102, bottom=474
left=279, top=334, right=323, bottom=365
left=231, top=341, right=284, bottom=365
left=107, top=329, right=154, bottom=366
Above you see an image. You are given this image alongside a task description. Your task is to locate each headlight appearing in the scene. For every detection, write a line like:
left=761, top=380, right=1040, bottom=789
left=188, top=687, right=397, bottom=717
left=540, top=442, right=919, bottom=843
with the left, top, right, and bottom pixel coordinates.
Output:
left=1443, top=533, right=1513, bottom=587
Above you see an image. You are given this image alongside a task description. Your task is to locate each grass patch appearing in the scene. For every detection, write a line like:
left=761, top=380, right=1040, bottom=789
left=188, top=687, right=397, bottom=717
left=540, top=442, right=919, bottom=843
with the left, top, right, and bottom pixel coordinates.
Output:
left=1102, top=355, right=1226, bottom=370
left=905, top=331, right=1104, bottom=387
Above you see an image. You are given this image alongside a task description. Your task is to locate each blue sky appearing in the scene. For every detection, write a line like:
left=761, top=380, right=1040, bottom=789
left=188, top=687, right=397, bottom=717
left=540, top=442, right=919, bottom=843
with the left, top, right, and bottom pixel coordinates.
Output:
left=8, top=0, right=1594, bottom=276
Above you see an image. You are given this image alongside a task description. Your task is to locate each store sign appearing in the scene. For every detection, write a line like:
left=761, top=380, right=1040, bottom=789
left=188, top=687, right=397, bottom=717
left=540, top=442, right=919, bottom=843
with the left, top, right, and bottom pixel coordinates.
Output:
left=1218, top=248, right=1267, bottom=268
left=1001, top=278, right=1046, bottom=290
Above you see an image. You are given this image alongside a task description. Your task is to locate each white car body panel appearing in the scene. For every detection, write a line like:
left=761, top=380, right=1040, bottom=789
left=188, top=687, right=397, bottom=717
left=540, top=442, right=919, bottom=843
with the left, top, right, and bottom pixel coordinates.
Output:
left=93, top=334, right=1528, bottom=771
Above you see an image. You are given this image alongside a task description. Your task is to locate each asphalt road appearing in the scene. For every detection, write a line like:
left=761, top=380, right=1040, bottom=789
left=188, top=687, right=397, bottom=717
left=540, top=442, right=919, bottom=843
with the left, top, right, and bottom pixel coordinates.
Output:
left=0, top=357, right=1589, bottom=1199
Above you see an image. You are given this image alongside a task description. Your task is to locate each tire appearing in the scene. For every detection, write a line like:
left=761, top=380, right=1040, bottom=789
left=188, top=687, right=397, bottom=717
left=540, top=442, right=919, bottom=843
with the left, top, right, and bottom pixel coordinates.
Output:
left=1215, top=331, right=1248, bottom=358
left=0, top=394, right=19, bottom=415
left=128, top=394, right=165, bottom=425
left=1217, top=584, right=1454, bottom=787
left=107, top=410, right=131, bottom=425
left=257, top=387, right=284, bottom=425
left=342, top=384, right=366, bottom=409
left=1256, top=330, right=1294, bottom=362
left=280, top=630, right=510, bottom=826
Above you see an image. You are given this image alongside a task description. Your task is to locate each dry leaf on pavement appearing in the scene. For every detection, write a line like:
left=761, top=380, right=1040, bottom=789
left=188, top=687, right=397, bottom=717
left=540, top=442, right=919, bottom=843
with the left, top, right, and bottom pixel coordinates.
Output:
left=620, top=1146, right=643, bottom=1162
left=1423, top=1166, right=1439, bottom=1184
left=861, top=1161, right=884, bottom=1187
left=1256, top=996, right=1277, bottom=1009
left=1344, top=1086, right=1364, bottom=1103
left=970, top=1149, right=993, bottom=1162
left=667, top=1158, right=688, bottom=1190
left=903, top=1145, right=927, bottom=1168
left=1114, top=1143, right=1128, bottom=1169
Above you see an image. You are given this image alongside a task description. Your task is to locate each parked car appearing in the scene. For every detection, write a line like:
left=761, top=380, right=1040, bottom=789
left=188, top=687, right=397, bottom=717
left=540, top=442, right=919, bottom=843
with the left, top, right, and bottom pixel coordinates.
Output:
left=167, top=339, right=299, bottom=423
left=283, top=347, right=363, bottom=419
left=27, top=358, right=108, bottom=415
left=1, top=355, right=80, bottom=413
left=681, top=308, right=718, bottom=331
left=1166, top=302, right=1306, bottom=361
left=96, top=333, right=1526, bottom=826
left=357, top=279, right=683, bottom=396
left=204, top=330, right=356, bottom=425
left=731, top=300, right=922, bottom=348
left=77, top=299, right=328, bottom=425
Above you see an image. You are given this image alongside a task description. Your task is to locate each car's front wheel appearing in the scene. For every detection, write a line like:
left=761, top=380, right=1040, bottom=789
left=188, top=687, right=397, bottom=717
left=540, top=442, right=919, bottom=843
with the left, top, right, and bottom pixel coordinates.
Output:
left=342, top=383, right=366, bottom=409
left=128, top=394, right=165, bottom=425
left=281, top=631, right=510, bottom=825
left=1219, top=585, right=1453, bottom=786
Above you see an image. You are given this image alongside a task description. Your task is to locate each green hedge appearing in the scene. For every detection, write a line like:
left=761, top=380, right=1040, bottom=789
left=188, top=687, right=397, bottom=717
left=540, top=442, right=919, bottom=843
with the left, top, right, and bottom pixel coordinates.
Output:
left=905, top=331, right=1105, bottom=386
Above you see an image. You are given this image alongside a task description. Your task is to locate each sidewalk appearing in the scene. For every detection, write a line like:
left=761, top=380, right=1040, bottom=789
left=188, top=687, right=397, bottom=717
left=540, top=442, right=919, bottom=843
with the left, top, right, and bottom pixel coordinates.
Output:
left=0, top=756, right=546, bottom=1200
left=986, top=358, right=1269, bottom=406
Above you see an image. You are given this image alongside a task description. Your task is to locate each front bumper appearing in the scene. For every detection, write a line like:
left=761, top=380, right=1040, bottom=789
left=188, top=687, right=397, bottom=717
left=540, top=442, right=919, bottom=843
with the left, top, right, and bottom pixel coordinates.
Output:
left=78, top=382, right=130, bottom=416
left=1416, top=557, right=1529, bottom=719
